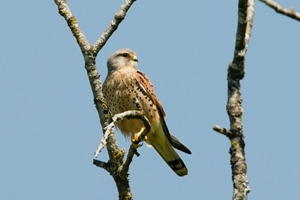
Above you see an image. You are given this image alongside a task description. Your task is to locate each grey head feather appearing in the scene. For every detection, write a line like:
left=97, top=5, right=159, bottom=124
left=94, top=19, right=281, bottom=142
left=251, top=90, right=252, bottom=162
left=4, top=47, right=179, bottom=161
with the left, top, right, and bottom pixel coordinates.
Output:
left=107, top=48, right=138, bottom=73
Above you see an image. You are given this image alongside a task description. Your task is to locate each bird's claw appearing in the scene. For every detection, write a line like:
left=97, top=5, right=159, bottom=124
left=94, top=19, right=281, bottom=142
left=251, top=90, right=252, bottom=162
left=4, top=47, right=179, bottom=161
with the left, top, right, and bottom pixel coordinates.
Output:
left=131, top=138, right=143, bottom=148
left=131, top=134, right=147, bottom=148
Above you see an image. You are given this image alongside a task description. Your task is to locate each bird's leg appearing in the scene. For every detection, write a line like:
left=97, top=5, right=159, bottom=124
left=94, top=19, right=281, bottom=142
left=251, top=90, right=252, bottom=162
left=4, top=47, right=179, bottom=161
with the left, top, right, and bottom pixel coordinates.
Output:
left=131, top=127, right=147, bottom=148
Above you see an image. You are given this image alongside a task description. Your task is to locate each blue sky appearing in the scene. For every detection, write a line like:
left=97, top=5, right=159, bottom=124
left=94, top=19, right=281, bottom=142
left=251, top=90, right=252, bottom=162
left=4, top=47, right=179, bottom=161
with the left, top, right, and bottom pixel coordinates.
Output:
left=1, top=0, right=300, bottom=199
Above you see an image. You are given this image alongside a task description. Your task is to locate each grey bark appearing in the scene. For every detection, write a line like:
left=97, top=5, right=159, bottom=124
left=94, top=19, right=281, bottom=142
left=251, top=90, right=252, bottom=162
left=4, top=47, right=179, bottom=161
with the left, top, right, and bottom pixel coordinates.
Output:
left=54, top=0, right=137, bottom=199
left=260, top=0, right=300, bottom=21
left=213, top=0, right=254, bottom=199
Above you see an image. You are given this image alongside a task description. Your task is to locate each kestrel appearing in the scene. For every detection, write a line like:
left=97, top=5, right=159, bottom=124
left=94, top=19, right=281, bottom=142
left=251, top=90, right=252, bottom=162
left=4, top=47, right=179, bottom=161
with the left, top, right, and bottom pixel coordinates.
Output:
left=102, top=48, right=191, bottom=176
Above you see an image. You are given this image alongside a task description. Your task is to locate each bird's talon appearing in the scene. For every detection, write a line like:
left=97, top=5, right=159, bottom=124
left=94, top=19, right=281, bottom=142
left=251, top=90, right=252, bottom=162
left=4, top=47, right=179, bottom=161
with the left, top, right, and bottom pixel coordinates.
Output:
left=131, top=139, right=143, bottom=148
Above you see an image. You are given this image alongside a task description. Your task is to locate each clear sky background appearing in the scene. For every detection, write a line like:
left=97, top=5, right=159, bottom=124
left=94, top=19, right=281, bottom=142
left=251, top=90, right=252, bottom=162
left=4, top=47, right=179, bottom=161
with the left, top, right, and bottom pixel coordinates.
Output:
left=1, top=0, right=300, bottom=199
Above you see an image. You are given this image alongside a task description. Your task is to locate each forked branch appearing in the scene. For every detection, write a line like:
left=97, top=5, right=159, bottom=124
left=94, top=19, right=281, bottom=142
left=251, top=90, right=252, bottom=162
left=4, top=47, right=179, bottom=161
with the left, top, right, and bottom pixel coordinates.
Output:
left=54, top=0, right=137, bottom=199
left=93, top=109, right=151, bottom=179
left=94, top=110, right=151, bottom=158
left=94, top=97, right=151, bottom=179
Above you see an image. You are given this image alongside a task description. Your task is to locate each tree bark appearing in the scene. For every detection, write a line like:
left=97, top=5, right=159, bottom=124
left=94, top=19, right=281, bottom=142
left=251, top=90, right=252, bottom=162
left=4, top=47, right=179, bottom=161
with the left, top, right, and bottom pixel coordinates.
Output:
left=54, top=0, right=136, bottom=199
left=213, top=0, right=254, bottom=199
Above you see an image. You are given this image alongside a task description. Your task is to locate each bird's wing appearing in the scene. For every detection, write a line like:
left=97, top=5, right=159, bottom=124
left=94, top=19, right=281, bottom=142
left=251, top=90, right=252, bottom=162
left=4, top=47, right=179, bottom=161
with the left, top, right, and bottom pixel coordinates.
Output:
left=135, top=71, right=191, bottom=154
left=135, top=70, right=172, bottom=142
left=170, top=134, right=192, bottom=154
left=136, top=70, right=190, bottom=176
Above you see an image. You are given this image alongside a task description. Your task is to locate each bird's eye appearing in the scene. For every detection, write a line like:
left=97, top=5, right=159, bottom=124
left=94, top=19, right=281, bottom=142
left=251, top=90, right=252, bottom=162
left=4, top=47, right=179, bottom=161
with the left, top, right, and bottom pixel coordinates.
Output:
left=122, top=53, right=129, bottom=57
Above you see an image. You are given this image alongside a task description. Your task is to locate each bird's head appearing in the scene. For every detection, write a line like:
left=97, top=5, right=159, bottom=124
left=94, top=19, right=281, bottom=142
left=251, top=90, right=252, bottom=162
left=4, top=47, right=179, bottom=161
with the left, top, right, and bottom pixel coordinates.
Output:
left=107, top=48, right=138, bottom=73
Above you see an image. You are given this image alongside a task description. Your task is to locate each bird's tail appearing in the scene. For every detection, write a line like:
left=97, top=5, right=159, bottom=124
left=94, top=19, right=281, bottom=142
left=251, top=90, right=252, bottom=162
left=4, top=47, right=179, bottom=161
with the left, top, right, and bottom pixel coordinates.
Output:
left=147, top=133, right=188, bottom=176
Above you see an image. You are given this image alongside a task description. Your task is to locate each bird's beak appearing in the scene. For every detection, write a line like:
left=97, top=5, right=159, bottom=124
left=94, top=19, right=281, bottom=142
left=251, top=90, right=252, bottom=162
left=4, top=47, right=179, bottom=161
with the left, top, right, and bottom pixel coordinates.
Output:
left=133, top=56, right=138, bottom=62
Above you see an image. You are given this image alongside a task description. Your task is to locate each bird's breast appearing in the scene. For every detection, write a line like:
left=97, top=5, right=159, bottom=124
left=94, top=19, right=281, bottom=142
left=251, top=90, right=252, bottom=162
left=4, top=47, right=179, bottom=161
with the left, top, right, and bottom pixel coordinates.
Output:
left=103, top=69, right=160, bottom=136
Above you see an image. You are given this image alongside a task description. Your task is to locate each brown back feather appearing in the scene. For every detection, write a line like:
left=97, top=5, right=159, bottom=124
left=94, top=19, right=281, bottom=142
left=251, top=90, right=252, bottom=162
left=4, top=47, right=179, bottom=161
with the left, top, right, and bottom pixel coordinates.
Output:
left=135, top=71, right=173, bottom=144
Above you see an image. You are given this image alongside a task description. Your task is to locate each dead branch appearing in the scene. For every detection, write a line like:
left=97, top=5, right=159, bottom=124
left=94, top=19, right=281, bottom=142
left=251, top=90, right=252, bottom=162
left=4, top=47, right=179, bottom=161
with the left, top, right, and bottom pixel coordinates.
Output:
left=213, top=0, right=253, bottom=199
left=54, top=0, right=137, bottom=199
left=260, top=0, right=300, bottom=21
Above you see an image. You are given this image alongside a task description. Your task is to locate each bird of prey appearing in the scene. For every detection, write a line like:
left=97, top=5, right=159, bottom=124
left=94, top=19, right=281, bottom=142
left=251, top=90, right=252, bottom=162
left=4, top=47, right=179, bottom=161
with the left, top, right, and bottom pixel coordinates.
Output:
left=102, top=48, right=191, bottom=176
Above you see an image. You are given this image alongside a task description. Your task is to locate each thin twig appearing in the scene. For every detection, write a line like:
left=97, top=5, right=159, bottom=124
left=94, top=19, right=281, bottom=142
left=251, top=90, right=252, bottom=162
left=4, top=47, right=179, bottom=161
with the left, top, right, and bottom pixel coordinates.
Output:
left=94, top=127, right=113, bottom=158
left=213, top=125, right=232, bottom=137
left=118, top=145, right=137, bottom=179
left=260, top=0, right=300, bottom=21
left=94, top=110, right=151, bottom=158
left=119, top=115, right=151, bottom=178
left=94, top=0, right=137, bottom=53
left=93, top=159, right=110, bottom=173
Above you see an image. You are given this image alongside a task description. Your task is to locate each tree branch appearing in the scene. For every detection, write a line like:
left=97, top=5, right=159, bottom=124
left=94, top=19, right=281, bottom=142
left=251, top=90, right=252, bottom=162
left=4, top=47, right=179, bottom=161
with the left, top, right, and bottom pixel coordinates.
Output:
left=118, top=145, right=139, bottom=179
left=94, top=98, right=151, bottom=179
left=54, top=0, right=137, bottom=199
left=93, top=159, right=110, bottom=173
left=94, top=110, right=151, bottom=158
left=213, top=0, right=253, bottom=199
left=94, top=0, right=136, bottom=53
left=228, top=1, right=253, bottom=199
left=260, top=0, right=300, bottom=21
left=213, top=125, right=233, bottom=137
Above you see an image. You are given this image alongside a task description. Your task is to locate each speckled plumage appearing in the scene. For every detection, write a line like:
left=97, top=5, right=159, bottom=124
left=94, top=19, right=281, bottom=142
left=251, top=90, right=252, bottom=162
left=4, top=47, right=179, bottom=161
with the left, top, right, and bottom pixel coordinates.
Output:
left=103, top=48, right=191, bottom=176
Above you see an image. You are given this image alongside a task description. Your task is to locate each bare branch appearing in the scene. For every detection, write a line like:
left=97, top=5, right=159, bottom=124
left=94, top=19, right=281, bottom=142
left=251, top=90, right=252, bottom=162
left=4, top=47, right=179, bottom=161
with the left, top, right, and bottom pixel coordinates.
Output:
left=118, top=145, right=138, bottom=179
left=260, top=0, right=300, bottom=21
left=94, top=96, right=151, bottom=179
left=213, top=125, right=232, bottom=137
left=54, top=0, right=91, bottom=52
left=94, top=0, right=137, bottom=53
left=228, top=1, right=253, bottom=199
left=212, top=0, right=253, bottom=199
left=93, top=159, right=110, bottom=173
left=119, top=113, right=151, bottom=179
left=94, top=110, right=151, bottom=158
left=94, top=127, right=113, bottom=158
left=54, top=0, right=137, bottom=199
